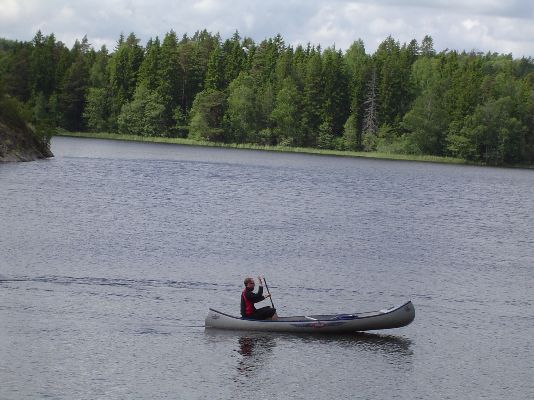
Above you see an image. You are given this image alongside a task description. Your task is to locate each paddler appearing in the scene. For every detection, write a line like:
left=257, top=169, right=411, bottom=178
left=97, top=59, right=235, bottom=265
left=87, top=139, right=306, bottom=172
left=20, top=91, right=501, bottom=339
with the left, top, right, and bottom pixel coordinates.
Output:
left=240, top=276, right=277, bottom=320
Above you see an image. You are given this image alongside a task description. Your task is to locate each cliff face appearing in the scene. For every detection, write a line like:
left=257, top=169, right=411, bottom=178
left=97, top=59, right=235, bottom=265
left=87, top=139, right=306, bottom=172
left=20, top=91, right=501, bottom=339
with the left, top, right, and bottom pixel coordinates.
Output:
left=0, top=117, right=54, bottom=162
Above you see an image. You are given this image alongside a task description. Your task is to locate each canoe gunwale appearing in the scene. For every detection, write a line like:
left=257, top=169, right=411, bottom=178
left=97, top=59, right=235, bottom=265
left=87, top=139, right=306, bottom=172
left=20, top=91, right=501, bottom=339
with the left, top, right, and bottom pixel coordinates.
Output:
left=208, top=300, right=412, bottom=322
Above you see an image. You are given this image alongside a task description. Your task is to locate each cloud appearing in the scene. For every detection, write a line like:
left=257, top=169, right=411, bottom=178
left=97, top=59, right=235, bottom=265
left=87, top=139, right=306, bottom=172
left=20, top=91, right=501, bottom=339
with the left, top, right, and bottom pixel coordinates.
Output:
left=0, top=0, right=21, bottom=20
left=0, top=0, right=533, bottom=57
left=346, top=0, right=534, bottom=19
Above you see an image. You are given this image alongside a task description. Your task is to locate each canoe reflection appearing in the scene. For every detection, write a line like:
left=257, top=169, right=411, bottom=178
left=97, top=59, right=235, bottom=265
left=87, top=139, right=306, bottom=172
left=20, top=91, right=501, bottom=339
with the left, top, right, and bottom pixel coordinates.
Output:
left=236, top=335, right=276, bottom=377
left=205, top=329, right=412, bottom=358
left=295, top=331, right=413, bottom=356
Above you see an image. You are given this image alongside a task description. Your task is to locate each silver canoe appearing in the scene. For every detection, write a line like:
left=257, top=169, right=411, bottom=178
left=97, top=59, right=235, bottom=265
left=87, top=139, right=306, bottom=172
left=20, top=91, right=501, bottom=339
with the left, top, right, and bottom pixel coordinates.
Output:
left=205, top=300, right=415, bottom=333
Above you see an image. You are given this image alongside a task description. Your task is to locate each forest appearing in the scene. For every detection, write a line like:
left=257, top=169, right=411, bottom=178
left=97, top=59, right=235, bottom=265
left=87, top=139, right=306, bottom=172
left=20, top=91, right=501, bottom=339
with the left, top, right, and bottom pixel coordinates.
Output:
left=1, top=30, right=534, bottom=166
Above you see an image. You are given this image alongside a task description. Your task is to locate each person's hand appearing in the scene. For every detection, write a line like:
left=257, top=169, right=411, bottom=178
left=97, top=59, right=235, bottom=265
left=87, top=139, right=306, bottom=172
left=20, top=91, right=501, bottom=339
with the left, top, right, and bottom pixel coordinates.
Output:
left=264, top=294, right=271, bottom=298
left=257, top=276, right=263, bottom=286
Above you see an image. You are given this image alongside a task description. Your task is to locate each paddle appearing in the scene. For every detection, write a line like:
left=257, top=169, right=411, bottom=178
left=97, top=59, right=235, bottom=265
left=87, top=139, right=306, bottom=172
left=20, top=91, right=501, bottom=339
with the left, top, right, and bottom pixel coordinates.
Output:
left=263, top=277, right=275, bottom=309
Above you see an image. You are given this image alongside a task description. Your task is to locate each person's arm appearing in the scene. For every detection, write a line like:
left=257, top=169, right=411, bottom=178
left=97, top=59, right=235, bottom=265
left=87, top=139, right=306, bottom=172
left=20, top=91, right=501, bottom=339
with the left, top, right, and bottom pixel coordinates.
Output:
left=245, top=286, right=265, bottom=303
left=257, top=276, right=271, bottom=300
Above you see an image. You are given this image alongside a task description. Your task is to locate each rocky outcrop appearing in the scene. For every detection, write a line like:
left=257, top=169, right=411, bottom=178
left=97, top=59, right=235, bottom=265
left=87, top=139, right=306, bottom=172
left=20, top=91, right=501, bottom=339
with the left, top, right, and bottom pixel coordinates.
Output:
left=0, top=118, right=53, bottom=162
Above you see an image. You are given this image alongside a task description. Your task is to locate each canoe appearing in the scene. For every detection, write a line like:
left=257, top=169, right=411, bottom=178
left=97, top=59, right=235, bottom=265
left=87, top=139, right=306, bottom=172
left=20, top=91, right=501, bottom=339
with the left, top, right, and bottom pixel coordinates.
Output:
left=205, top=300, right=415, bottom=333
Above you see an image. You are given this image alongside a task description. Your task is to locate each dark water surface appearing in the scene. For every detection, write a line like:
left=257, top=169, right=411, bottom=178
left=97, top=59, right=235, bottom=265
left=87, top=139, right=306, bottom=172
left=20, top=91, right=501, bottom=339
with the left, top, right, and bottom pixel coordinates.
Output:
left=1, top=136, right=533, bottom=399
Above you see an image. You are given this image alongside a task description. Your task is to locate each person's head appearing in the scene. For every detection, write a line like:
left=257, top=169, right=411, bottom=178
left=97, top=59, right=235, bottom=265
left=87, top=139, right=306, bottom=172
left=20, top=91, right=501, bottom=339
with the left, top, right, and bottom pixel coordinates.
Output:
left=244, top=277, right=255, bottom=288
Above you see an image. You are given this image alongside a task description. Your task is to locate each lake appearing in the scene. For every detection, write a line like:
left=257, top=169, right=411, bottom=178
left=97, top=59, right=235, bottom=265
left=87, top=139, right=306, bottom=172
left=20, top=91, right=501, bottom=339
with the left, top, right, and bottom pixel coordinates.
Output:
left=1, top=136, right=533, bottom=399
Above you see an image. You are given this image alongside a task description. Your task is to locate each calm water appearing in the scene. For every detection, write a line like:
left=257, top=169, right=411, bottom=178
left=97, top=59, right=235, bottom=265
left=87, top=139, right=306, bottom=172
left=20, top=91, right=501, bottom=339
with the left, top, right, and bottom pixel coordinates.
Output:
left=1, top=136, right=533, bottom=399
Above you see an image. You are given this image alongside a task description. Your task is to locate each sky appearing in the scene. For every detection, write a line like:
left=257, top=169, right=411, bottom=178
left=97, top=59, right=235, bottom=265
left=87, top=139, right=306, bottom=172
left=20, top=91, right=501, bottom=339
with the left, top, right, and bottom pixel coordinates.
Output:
left=1, top=0, right=533, bottom=57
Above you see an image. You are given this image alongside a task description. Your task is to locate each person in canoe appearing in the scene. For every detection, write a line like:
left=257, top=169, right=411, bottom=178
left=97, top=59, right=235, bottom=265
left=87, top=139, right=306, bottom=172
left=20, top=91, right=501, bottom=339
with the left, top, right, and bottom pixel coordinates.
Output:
left=241, top=276, right=278, bottom=320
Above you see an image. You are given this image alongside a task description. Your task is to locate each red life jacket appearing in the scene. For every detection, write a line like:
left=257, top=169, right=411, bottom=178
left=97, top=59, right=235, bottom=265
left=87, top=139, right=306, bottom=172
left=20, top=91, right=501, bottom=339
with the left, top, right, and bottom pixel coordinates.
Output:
left=242, top=288, right=255, bottom=316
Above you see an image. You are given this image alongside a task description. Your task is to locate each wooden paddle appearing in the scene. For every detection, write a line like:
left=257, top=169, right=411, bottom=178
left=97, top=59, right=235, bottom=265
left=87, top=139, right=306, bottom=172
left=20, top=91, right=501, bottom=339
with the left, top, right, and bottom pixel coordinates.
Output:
left=263, top=277, right=275, bottom=309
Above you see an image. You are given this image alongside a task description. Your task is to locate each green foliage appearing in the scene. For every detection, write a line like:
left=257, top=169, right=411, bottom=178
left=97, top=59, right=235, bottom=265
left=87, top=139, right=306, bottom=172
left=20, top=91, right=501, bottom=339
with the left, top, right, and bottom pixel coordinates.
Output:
left=138, top=38, right=160, bottom=91
left=322, top=47, right=350, bottom=136
left=188, top=88, right=226, bottom=141
left=447, top=96, right=526, bottom=164
left=302, top=49, right=324, bottom=146
left=225, top=72, right=258, bottom=143
left=2, top=30, right=534, bottom=165
left=30, top=31, right=58, bottom=98
left=342, top=113, right=359, bottom=151
left=420, top=35, right=436, bottom=57
left=108, top=33, right=144, bottom=118
left=402, top=88, right=449, bottom=155
left=374, top=36, right=401, bottom=126
left=205, top=45, right=225, bottom=90
left=271, top=77, right=303, bottom=146
left=256, top=83, right=275, bottom=134
left=376, top=124, right=408, bottom=154
left=344, top=39, right=369, bottom=141
left=222, top=31, right=248, bottom=87
left=173, top=107, right=189, bottom=138
left=0, top=41, right=32, bottom=102
left=0, top=91, right=30, bottom=130
left=362, top=130, right=378, bottom=151
left=32, top=91, right=57, bottom=130
left=317, top=121, right=335, bottom=149
left=59, top=45, right=89, bottom=131
left=0, top=89, right=53, bottom=148
left=83, top=87, right=111, bottom=132
left=117, top=85, right=166, bottom=136
left=88, top=45, right=109, bottom=88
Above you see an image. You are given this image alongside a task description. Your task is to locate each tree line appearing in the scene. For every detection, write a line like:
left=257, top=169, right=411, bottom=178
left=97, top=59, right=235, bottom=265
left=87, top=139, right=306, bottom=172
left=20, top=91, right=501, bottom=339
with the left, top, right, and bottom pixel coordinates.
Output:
left=1, top=30, right=534, bottom=165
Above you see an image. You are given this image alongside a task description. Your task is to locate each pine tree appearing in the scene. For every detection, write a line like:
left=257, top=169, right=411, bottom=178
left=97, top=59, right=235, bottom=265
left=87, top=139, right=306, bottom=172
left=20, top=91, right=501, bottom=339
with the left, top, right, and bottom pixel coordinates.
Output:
left=183, top=30, right=219, bottom=112
left=250, top=38, right=280, bottom=86
left=344, top=39, right=370, bottom=150
left=30, top=31, right=57, bottom=98
left=374, top=36, right=402, bottom=126
left=222, top=31, right=247, bottom=87
left=88, top=45, right=110, bottom=88
left=138, top=37, right=161, bottom=91
left=302, top=48, right=324, bottom=146
left=205, top=44, right=224, bottom=90
left=420, top=35, right=436, bottom=57
left=322, top=47, right=350, bottom=137
left=1, top=41, right=32, bottom=102
left=157, top=31, right=181, bottom=128
left=58, top=38, right=90, bottom=131
left=108, top=32, right=144, bottom=123
left=274, top=46, right=294, bottom=90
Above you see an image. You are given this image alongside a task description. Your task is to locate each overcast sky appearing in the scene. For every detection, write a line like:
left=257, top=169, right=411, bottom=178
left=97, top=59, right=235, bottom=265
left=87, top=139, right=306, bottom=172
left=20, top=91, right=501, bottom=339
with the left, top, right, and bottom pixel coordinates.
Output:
left=1, top=0, right=533, bottom=57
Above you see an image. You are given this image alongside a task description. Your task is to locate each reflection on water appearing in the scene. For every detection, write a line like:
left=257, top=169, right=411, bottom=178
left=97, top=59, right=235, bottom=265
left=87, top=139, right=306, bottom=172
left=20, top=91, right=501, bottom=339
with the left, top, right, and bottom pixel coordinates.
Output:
left=236, top=335, right=276, bottom=379
left=204, top=329, right=413, bottom=375
left=202, top=328, right=415, bottom=396
left=296, top=331, right=413, bottom=356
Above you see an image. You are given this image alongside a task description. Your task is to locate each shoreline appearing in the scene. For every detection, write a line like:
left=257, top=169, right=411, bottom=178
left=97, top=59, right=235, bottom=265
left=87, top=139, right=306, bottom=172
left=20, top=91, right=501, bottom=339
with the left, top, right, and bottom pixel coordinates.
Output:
left=55, top=131, right=472, bottom=166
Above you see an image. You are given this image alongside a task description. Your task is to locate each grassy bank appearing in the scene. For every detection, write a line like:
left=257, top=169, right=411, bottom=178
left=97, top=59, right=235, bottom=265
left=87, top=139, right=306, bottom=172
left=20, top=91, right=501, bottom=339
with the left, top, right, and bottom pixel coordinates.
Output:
left=55, top=131, right=468, bottom=165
